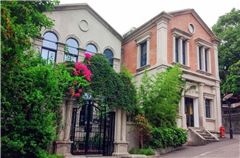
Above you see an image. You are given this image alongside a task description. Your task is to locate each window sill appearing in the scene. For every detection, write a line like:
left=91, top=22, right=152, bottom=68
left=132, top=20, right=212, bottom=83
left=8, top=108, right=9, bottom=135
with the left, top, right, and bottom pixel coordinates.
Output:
left=136, top=64, right=150, bottom=72
left=196, top=70, right=212, bottom=76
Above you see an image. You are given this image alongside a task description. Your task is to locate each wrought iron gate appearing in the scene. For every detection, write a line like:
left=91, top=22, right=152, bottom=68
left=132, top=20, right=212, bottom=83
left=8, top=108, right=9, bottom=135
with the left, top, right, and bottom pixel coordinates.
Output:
left=70, top=99, right=115, bottom=156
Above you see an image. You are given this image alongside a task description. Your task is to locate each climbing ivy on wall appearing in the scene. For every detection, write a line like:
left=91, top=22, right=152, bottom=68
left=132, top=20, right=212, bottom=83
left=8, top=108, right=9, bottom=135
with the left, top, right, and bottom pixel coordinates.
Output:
left=88, top=54, right=137, bottom=112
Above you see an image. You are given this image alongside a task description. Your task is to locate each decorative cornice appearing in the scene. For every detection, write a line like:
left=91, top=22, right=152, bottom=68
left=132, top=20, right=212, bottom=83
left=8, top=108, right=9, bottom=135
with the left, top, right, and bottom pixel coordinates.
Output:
left=50, top=3, right=123, bottom=41
left=168, top=9, right=219, bottom=43
left=172, top=28, right=192, bottom=38
left=195, top=38, right=213, bottom=47
left=122, top=11, right=173, bottom=44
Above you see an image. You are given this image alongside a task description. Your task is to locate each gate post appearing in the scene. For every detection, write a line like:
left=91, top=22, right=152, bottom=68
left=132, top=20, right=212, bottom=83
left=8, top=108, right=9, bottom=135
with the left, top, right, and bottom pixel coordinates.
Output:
left=55, top=98, right=74, bottom=156
left=112, top=108, right=129, bottom=156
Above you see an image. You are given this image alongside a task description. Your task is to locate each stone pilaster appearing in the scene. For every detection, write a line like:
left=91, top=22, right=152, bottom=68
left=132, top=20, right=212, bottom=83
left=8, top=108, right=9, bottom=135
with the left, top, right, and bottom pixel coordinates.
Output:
left=198, top=83, right=206, bottom=128
left=215, top=81, right=222, bottom=130
left=213, top=44, right=220, bottom=80
left=157, top=19, right=168, bottom=65
left=56, top=43, right=65, bottom=64
left=113, top=108, right=128, bottom=156
left=55, top=98, right=74, bottom=156
left=181, top=95, right=187, bottom=129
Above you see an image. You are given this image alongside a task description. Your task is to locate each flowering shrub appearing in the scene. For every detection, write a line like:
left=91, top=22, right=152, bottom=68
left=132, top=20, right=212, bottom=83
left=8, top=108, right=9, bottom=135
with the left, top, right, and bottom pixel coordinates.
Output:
left=65, top=52, right=92, bottom=98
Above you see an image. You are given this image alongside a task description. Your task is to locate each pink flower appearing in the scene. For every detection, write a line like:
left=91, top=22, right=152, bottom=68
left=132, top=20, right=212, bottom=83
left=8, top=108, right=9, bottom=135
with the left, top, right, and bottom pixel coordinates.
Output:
left=85, top=53, right=92, bottom=60
left=74, top=93, right=80, bottom=97
left=74, top=62, right=92, bottom=81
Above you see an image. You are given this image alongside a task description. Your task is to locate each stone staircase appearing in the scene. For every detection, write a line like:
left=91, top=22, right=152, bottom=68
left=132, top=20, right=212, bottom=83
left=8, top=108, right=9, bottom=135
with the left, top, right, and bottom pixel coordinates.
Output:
left=188, top=127, right=219, bottom=145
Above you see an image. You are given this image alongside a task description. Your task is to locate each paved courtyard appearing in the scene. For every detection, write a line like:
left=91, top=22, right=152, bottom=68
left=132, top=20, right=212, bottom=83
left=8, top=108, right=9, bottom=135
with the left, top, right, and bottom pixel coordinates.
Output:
left=161, top=135, right=240, bottom=158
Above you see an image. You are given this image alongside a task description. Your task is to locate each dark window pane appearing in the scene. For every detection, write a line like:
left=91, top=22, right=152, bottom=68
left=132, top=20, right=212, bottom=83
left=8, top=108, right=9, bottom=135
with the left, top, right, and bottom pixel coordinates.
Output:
left=205, top=99, right=211, bottom=118
left=86, top=43, right=97, bottom=53
left=140, top=41, right=147, bottom=67
left=199, top=46, right=202, bottom=70
left=175, top=37, right=179, bottom=62
left=205, top=49, right=208, bottom=72
left=182, top=40, right=186, bottom=65
left=103, top=49, right=114, bottom=66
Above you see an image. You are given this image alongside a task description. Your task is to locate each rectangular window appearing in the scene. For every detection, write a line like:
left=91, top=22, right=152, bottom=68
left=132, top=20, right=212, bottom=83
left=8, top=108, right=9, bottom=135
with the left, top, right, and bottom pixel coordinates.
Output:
left=205, top=49, right=209, bottom=72
left=205, top=99, right=211, bottom=118
left=140, top=41, right=147, bottom=67
left=198, top=46, right=203, bottom=70
left=175, top=37, right=179, bottom=63
left=182, top=40, right=186, bottom=65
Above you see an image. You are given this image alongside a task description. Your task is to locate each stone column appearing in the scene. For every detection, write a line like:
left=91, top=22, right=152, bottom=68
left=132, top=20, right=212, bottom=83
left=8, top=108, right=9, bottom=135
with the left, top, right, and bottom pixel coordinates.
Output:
left=196, top=45, right=200, bottom=69
left=181, top=95, right=187, bottom=129
left=55, top=98, right=74, bottom=156
left=198, top=83, right=206, bottom=128
left=113, top=108, right=128, bottom=156
left=172, top=35, right=176, bottom=62
left=178, top=37, right=183, bottom=64
left=202, top=47, right=206, bottom=71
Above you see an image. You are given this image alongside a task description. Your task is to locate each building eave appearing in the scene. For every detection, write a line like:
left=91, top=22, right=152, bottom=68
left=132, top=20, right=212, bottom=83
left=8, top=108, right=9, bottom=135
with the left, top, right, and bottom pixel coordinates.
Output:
left=50, top=3, right=123, bottom=41
left=122, top=11, right=173, bottom=44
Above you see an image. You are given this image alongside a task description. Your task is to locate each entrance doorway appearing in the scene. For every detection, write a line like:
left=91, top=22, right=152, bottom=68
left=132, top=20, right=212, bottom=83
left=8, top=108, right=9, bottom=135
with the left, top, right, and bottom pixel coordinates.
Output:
left=185, top=97, right=194, bottom=127
left=70, top=100, right=115, bottom=156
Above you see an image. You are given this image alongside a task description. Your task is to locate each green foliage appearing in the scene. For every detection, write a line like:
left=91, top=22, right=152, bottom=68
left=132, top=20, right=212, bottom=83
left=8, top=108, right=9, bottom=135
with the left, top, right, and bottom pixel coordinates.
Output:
left=1, top=1, right=66, bottom=158
left=1, top=56, right=70, bottom=158
left=137, top=65, right=185, bottom=127
left=150, top=127, right=187, bottom=149
left=134, top=115, right=152, bottom=148
left=129, top=147, right=155, bottom=156
left=222, top=60, right=240, bottom=95
left=88, top=54, right=137, bottom=111
left=212, top=8, right=240, bottom=95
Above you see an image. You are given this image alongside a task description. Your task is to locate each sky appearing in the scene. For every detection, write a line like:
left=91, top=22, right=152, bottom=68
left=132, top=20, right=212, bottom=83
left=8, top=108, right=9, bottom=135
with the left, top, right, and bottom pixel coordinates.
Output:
left=60, top=0, right=240, bottom=35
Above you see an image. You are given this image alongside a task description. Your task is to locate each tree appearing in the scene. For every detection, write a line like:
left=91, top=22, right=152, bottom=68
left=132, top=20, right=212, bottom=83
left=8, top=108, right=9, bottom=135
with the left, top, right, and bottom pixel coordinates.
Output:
left=222, top=60, right=240, bottom=95
left=1, top=1, right=67, bottom=157
left=137, top=65, right=185, bottom=127
left=212, top=8, right=240, bottom=95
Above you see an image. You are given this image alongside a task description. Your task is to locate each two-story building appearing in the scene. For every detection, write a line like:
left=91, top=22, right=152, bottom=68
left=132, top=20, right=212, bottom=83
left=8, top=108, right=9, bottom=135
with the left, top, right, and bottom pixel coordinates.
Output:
left=34, top=4, right=222, bottom=156
left=122, top=9, right=222, bottom=147
left=33, top=3, right=130, bottom=156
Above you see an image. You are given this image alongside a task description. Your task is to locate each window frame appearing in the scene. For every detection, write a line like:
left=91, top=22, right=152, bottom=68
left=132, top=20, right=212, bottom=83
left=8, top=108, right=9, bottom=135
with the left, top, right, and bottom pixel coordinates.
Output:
left=172, top=28, right=191, bottom=66
left=135, top=34, right=151, bottom=70
left=140, top=41, right=147, bottom=67
left=205, top=98, right=212, bottom=118
left=103, top=48, right=114, bottom=66
left=86, top=43, right=98, bottom=54
left=41, top=31, right=58, bottom=63
left=64, top=38, right=79, bottom=62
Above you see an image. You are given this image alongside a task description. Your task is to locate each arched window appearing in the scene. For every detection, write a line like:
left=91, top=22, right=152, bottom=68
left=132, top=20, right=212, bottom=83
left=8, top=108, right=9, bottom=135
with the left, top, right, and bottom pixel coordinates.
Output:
left=86, top=43, right=97, bottom=54
left=103, top=49, right=114, bottom=66
left=41, top=32, right=58, bottom=63
left=65, top=38, right=79, bottom=62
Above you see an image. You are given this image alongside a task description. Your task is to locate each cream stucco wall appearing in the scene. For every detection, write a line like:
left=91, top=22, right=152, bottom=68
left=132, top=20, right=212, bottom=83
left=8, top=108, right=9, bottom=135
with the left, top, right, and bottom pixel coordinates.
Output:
left=36, top=5, right=122, bottom=72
